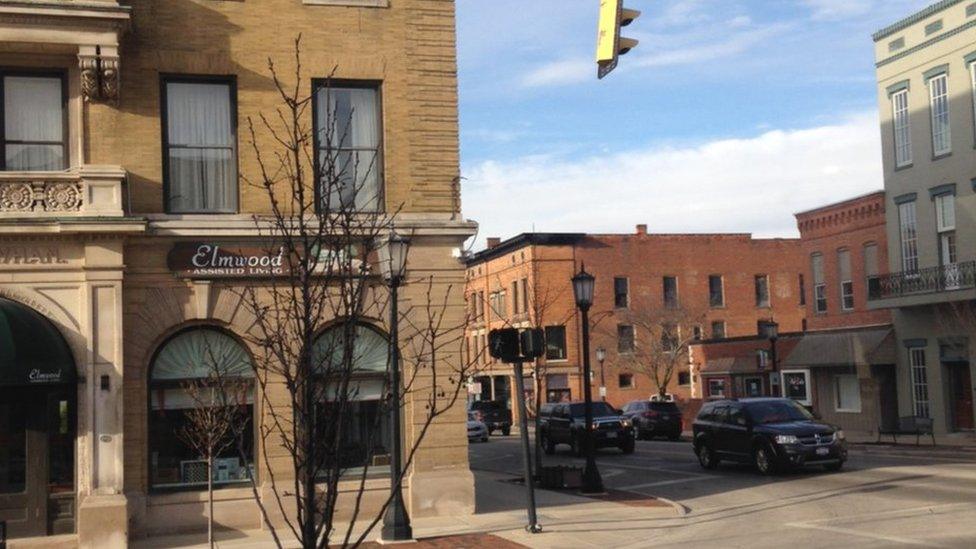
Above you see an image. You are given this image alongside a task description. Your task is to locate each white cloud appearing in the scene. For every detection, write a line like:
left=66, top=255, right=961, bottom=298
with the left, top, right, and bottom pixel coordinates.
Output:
left=802, top=0, right=874, bottom=21
left=461, top=111, right=883, bottom=249
left=520, top=57, right=592, bottom=88
left=520, top=18, right=790, bottom=88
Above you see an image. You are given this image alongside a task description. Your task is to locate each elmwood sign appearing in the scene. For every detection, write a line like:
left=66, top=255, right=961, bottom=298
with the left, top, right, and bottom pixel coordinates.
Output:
left=168, top=243, right=370, bottom=279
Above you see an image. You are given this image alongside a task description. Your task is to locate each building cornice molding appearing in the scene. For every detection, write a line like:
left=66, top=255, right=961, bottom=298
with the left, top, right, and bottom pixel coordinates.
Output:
left=873, top=0, right=965, bottom=42
left=876, top=18, right=976, bottom=68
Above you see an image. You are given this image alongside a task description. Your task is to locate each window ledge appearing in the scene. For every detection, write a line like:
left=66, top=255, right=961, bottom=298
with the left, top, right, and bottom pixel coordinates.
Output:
left=303, top=0, right=389, bottom=6
left=932, top=152, right=952, bottom=161
left=835, top=409, right=862, bottom=414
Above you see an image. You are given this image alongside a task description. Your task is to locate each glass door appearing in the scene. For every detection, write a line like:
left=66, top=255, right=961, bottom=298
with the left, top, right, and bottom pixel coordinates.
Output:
left=0, top=387, right=47, bottom=538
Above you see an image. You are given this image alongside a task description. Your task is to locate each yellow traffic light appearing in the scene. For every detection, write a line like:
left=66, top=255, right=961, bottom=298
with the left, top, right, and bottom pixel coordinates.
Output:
left=596, top=0, right=641, bottom=79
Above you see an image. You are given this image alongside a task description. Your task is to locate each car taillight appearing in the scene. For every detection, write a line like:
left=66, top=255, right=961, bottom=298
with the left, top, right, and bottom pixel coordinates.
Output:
left=642, top=411, right=660, bottom=418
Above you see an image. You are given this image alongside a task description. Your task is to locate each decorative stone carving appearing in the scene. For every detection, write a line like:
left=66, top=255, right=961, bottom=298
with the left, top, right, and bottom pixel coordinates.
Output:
left=44, top=183, right=83, bottom=212
left=0, top=181, right=84, bottom=213
left=78, top=50, right=120, bottom=103
left=99, top=57, right=120, bottom=103
left=0, top=183, right=35, bottom=211
left=79, top=54, right=99, bottom=103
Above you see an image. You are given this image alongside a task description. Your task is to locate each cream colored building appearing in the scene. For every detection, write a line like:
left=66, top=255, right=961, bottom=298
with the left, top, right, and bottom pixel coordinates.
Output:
left=0, top=0, right=475, bottom=546
left=871, top=0, right=976, bottom=438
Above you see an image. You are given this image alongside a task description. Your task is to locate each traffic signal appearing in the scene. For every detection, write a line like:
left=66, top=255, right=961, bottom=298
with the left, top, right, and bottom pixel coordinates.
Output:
left=489, top=329, right=520, bottom=363
left=596, top=0, right=641, bottom=79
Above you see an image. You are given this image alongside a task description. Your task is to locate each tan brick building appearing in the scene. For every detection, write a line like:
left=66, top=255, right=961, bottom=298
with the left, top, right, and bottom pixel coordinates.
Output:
left=0, top=0, right=475, bottom=546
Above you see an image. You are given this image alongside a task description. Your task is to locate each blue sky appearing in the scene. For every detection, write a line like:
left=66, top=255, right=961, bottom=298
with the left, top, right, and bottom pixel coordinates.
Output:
left=456, top=0, right=933, bottom=249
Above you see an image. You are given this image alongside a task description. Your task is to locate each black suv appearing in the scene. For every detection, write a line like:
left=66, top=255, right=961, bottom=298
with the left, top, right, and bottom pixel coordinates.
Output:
left=693, top=398, right=847, bottom=474
left=622, top=400, right=683, bottom=441
left=468, top=400, right=512, bottom=436
left=538, top=401, right=635, bottom=455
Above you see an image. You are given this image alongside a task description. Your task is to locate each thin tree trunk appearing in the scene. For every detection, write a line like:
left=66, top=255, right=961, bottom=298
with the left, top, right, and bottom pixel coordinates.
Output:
left=208, top=453, right=214, bottom=549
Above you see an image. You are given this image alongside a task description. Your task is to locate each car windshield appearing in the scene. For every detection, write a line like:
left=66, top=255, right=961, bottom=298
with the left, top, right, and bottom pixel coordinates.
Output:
left=746, top=400, right=814, bottom=424
left=569, top=402, right=616, bottom=417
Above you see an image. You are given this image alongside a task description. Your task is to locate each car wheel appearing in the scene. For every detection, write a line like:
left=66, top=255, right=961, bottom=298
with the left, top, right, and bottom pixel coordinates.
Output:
left=696, top=441, right=719, bottom=469
left=481, top=435, right=489, bottom=443
left=824, top=461, right=843, bottom=472
left=541, top=433, right=555, bottom=455
left=501, top=426, right=511, bottom=436
left=754, top=444, right=778, bottom=475
left=620, top=438, right=635, bottom=454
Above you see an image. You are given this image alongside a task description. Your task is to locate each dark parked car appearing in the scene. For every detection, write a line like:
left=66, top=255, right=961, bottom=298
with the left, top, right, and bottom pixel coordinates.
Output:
left=622, top=400, right=683, bottom=441
left=692, top=398, right=847, bottom=474
left=468, top=400, right=512, bottom=436
left=538, top=401, right=634, bottom=455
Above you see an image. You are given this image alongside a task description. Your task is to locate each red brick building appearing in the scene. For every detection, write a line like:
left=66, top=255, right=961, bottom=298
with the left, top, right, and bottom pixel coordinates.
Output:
left=464, top=227, right=806, bottom=415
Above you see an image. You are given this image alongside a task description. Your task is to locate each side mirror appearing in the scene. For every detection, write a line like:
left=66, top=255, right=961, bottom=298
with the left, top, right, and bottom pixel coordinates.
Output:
left=736, top=417, right=748, bottom=427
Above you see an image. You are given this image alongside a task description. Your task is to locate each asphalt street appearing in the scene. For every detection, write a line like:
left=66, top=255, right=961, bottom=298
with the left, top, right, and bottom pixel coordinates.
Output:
left=468, top=434, right=976, bottom=548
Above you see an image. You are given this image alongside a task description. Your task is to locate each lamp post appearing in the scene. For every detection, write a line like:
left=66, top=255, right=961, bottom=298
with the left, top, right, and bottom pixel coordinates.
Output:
left=572, top=265, right=604, bottom=494
left=596, top=347, right=607, bottom=401
left=761, top=320, right=779, bottom=398
left=379, top=231, right=413, bottom=542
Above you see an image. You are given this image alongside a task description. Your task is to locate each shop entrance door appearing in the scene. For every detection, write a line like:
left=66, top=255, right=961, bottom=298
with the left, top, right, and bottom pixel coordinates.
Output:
left=0, top=387, right=48, bottom=538
left=948, top=362, right=974, bottom=431
left=0, top=386, right=75, bottom=539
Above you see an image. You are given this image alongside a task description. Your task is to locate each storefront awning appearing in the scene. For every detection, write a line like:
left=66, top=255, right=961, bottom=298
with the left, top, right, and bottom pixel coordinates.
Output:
left=0, top=298, right=75, bottom=387
left=701, top=356, right=759, bottom=375
left=782, top=328, right=895, bottom=368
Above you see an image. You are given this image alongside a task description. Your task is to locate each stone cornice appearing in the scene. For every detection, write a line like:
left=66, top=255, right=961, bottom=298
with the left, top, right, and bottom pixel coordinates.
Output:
left=872, top=0, right=964, bottom=42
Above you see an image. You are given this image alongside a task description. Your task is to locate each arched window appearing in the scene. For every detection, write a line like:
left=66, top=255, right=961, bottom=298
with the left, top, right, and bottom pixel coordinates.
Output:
left=149, top=328, right=254, bottom=490
left=311, top=323, right=390, bottom=474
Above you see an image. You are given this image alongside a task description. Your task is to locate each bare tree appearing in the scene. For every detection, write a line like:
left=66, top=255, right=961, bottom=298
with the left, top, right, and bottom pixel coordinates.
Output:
left=610, top=299, right=707, bottom=400
left=175, top=346, right=252, bottom=549
left=233, top=37, right=476, bottom=548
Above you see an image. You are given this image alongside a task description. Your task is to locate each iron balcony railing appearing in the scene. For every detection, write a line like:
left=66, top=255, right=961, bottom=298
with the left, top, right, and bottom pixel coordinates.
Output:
left=868, top=260, right=976, bottom=301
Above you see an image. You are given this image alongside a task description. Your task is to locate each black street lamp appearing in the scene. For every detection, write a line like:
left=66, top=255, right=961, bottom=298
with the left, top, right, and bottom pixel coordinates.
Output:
left=572, top=265, right=604, bottom=495
left=760, top=320, right=779, bottom=397
left=596, top=347, right=607, bottom=401
left=379, top=231, right=412, bottom=542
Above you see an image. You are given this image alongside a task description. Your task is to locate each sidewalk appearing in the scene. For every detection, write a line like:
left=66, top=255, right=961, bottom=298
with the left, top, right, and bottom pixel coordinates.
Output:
left=133, top=470, right=681, bottom=548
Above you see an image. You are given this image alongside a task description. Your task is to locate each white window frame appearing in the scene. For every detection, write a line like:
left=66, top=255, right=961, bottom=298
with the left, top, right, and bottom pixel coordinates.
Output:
left=909, top=347, right=930, bottom=418
left=928, top=73, right=951, bottom=156
left=781, top=369, right=812, bottom=406
left=891, top=88, right=912, bottom=167
left=898, top=201, right=919, bottom=273
left=971, top=60, right=976, bottom=142
left=833, top=374, right=862, bottom=413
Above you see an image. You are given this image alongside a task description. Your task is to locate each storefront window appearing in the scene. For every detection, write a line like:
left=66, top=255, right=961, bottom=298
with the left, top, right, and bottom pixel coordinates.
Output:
left=312, top=323, right=391, bottom=475
left=149, top=328, right=254, bottom=490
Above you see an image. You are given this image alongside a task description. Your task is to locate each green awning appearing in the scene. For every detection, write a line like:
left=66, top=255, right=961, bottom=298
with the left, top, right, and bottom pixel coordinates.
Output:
left=0, top=298, right=75, bottom=387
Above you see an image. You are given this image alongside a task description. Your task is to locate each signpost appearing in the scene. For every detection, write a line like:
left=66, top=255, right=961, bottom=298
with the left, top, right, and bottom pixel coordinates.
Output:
left=489, top=328, right=545, bottom=534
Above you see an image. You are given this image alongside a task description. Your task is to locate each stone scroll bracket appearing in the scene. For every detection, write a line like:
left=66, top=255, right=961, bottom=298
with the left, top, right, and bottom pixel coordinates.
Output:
left=79, top=45, right=120, bottom=104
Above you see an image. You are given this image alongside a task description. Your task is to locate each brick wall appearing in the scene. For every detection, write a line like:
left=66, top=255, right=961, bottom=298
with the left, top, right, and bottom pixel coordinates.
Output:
left=795, top=191, right=891, bottom=330
left=89, top=0, right=460, bottom=215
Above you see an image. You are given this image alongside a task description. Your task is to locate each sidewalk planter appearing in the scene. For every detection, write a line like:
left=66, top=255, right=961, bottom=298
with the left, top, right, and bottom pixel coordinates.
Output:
left=538, top=466, right=583, bottom=489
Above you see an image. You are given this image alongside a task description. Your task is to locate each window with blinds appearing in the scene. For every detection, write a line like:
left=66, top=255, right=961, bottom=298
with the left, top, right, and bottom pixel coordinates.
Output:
left=928, top=73, right=951, bottom=156
left=811, top=253, right=826, bottom=313
left=899, top=201, right=919, bottom=273
left=891, top=88, right=912, bottom=167
left=837, top=249, right=853, bottom=311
